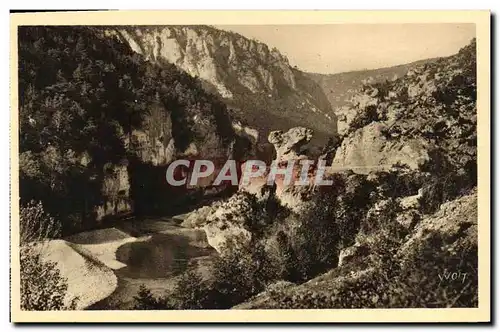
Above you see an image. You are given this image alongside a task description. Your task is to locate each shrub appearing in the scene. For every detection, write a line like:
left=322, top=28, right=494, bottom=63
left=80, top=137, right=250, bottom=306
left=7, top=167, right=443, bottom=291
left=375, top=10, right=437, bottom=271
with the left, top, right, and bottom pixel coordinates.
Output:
left=171, top=270, right=211, bottom=309
left=19, top=201, right=76, bottom=310
left=199, top=242, right=279, bottom=308
left=370, top=164, right=425, bottom=199
left=388, top=232, right=478, bottom=308
left=360, top=198, right=405, bottom=236
left=20, top=248, right=78, bottom=310
left=20, top=200, right=61, bottom=244
left=419, top=149, right=476, bottom=214
left=133, top=285, right=173, bottom=310
left=270, top=230, right=477, bottom=309
left=134, top=242, right=279, bottom=310
left=276, top=173, right=374, bottom=282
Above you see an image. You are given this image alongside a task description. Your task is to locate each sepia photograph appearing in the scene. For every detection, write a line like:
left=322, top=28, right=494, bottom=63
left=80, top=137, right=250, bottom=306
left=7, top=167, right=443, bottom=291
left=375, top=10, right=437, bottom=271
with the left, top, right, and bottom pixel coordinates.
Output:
left=9, top=10, right=490, bottom=323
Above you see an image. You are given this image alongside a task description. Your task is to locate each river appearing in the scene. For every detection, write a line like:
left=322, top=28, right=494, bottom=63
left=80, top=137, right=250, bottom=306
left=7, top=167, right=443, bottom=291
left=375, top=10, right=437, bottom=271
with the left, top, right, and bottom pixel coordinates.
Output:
left=87, top=218, right=216, bottom=310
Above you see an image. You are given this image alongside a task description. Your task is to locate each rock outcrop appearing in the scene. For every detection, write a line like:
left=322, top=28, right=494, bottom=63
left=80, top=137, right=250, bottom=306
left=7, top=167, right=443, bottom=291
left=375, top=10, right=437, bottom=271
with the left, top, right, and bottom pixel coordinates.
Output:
left=332, top=122, right=432, bottom=173
left=330, top=39, right=476, bottom=174
left=96, top=164, right=132, bottom=220
left=186, top=126, right=322, bottom=254
left=181, top=192, right=266, bottom=254
left=268, top=127, right=313, bottom=163
left=238, top=126, right=318, bottom=213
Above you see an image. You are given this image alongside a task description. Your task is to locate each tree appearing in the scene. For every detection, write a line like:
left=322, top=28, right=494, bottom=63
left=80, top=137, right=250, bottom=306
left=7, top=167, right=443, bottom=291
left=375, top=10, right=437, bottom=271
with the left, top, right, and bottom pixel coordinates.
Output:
left=133, top=285, right=173, bottom=310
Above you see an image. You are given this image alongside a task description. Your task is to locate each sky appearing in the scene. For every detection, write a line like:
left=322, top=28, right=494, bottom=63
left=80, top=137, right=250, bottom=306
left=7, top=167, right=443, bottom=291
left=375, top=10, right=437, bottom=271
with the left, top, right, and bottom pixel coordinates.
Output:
left=215, top=24, right=476, bottom=74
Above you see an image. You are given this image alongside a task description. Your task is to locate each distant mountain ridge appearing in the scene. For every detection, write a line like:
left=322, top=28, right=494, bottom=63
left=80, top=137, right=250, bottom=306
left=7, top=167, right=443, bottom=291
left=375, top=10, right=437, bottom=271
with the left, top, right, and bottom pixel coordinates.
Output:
left=306, top=58, right=439, bottom=112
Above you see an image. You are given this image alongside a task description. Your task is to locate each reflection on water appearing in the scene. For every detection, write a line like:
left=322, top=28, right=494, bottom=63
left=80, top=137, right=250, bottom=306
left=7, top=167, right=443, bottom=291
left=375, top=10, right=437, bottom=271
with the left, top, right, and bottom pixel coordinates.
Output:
left=115, top=233, right=213, bottom=278
left=88, top=223, right=215, bottom=310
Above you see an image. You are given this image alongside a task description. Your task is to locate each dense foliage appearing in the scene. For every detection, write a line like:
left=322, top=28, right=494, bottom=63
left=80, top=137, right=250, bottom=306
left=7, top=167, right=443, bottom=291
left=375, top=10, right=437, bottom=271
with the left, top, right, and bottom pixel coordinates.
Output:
left=135, top=166, right=477, bottom=310
left=20, top=249, right=78, bottom=311
left=134, top=243, right=278, bottom=309
left=268, top=225, right=477, bottom=309
left=19, top=26, right=234, bottom=233
left=273, top=173, right=374, bottom=282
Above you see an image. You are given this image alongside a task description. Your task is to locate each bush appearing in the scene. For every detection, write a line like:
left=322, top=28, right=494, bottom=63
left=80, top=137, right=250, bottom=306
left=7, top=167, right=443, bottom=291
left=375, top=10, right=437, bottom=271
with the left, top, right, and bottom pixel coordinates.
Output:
left=270, top=230, right=477, bottom=309
left=360, top=198, right=405, bottom=236
left=347, top=104, right=379, bottom=134
left=419, top=149, right=476, bottom=214
left=388, top=232, right=478, bottom=308
left=19, top=201, right=76, bottom=310
left=198, top=242, right=279, bottom=308
left=370, top=164, right=425, bottom=199
left=20, top=200, right=61, bottom=244
left=171, top=270, right=212, bottom=309
left=133, top=285, right=173, bottom=310
left=134, top=242, right=279, bottom=310
left=20, top=248, right=78, bottom=310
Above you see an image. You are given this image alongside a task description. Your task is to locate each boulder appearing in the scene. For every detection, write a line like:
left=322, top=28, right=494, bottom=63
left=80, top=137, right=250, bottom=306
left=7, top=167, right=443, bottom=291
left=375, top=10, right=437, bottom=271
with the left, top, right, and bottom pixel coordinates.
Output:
left=181, top=192, right=265, bottom=254
left=239, top=126, right=317, bottom=211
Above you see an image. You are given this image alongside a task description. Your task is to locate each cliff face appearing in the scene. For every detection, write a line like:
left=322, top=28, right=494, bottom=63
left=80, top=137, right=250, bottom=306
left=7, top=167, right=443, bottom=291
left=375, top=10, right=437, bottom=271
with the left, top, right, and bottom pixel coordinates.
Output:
left=331, top=122, right=432, bottom=173
left=111, top=26, right=295, bottom=99
left=18, top=26, right=237, bottom=233
left=107, top=26, right=337, bottom=145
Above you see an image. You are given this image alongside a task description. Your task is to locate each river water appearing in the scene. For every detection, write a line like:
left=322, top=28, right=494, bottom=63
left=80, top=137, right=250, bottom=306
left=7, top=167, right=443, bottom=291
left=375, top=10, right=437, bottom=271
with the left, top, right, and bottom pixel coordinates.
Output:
left=88, top=219, right=215, bottom=310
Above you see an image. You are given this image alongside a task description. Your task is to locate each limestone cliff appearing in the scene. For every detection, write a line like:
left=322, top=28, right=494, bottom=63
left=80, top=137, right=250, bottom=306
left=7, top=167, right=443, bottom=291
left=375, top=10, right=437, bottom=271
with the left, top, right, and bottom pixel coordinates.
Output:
left=106, top=26, right=337, bottom=145
left=109, top=26, right=295, bottom=99
left=332, top=122, right=432, bottom=173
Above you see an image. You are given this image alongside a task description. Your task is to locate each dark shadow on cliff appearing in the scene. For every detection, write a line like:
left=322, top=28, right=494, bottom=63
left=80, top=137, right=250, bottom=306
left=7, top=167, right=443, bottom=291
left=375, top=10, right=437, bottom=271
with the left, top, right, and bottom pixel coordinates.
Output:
left=127, top=155, right=239, bottom=218
left=128, top=156, right=181, bottom=217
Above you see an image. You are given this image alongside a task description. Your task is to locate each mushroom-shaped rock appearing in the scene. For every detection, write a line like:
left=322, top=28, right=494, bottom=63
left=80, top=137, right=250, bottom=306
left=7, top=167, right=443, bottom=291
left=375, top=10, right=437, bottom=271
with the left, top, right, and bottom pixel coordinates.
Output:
left=268, top=127, right=313, bottom=163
